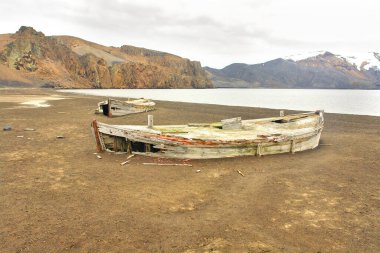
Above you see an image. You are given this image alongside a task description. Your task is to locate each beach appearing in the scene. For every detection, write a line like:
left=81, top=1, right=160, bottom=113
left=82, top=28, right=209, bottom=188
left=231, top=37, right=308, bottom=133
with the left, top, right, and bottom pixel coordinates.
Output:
left=1, top=88, right=379, bottom=252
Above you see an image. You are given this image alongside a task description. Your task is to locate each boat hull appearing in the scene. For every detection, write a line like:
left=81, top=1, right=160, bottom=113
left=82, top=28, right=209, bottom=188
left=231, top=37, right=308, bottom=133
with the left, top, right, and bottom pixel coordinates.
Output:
left=91, top=111, right=324, bottom=159
left=95, top=98, right=155, bottom=117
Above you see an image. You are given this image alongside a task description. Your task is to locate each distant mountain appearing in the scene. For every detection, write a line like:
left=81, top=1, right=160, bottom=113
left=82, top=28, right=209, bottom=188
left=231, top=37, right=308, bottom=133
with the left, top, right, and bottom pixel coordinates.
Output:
left=0, top=26, right=212, bottom=88
left=206, top=51, right=380, bottom=89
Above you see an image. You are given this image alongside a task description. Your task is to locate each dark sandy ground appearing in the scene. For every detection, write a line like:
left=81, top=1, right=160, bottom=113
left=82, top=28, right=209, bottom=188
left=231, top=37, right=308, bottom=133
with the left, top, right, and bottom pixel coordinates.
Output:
left=0, top=88, right=380, bottom=253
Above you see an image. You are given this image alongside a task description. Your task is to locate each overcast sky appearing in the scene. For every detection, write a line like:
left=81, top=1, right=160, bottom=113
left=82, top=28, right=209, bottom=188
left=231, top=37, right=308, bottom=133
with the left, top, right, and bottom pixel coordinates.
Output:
left=1, top=0, right=379, bottom=68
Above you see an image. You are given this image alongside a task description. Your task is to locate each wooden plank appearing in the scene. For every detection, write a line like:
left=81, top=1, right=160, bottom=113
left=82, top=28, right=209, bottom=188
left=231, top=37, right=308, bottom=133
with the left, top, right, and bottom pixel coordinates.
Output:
left=126, top=140, right=132, bottom=153
left=256, top=144, right=262, bottom=157
left=148, top=115, right=154, bottom=128
left=221, top=117, right=242, bottom=130
left=290, top=139, right=296, bottom=154
left=91, top=120, right=103, bottom=152
left=237, top=170, right=245, bottom=177
left=108, top=98, right=112, bottom=117
left=145, top=143, right=151, bottom=152
left=142, top=163, right=192, bottom=167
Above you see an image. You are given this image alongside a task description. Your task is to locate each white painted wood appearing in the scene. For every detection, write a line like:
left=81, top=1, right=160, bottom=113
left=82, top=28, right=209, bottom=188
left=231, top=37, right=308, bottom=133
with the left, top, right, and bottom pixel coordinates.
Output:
left=148, top=115, right=154, bottom=128
left=92, top=111, right=324, bottom=159
left=221, top=117, right=242, bottom=130
left=290, top=139, right=296, bottom=154
left=96, top=98, right=155, bottom=117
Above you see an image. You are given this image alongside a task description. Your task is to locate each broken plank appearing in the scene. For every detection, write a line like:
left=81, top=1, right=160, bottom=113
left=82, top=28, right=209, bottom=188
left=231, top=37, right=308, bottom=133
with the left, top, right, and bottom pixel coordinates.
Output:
left=120, top=160, right=130, bottom=166
left=237, top=169, right=245, bottom=177
left=142, top=163, right=192, bottom=167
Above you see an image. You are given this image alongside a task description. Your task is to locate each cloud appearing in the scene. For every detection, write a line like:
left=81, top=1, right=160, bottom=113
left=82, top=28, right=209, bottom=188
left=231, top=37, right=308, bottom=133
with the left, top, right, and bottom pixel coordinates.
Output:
left=1, top=0, right=380, bottom=68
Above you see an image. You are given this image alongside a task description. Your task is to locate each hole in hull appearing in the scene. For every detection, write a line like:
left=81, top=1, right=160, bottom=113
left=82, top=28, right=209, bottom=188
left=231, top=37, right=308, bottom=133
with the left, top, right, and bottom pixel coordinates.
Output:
left=101, top=104, right=109, bottom=116
left=102, top=135, right=160, bottom=153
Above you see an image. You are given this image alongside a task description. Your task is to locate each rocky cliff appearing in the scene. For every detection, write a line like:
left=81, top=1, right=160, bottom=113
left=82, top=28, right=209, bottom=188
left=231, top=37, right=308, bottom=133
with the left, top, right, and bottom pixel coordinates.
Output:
left=0, top=26, right=212, bottom=88
left=206, top=52, right=380, bottom=89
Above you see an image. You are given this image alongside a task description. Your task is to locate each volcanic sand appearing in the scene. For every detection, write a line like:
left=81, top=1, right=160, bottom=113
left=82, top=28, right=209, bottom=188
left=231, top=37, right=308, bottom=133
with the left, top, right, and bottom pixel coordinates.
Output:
left=1, top=88, right=379, bottom=252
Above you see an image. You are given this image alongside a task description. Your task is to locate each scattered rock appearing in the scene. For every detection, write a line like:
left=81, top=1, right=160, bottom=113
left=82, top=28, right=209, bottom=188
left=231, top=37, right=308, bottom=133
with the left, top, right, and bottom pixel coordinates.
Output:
left=96, top=155, right=102, bottom=159
left=24, top=128, right=35, bottom=131
left=196, top=170, right=201, bottom=173
left=16, top=135, right=24, bottom=138
left=13, top=50, right=38, bottom=72
left=56, top=135, right=65, bottom=139
left=40, top=82, right=56, bottom=88
left=3, top=125, right=12, bottom=131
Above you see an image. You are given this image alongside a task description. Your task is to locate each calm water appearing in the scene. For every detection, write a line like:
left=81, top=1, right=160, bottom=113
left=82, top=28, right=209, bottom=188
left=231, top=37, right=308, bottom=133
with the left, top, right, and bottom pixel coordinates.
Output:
left=59, top=89, right=380, bottom=117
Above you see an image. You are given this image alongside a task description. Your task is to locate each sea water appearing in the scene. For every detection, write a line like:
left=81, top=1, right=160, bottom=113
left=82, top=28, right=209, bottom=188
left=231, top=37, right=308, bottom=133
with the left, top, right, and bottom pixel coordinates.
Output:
left=59, top=89, right=380, bottom=117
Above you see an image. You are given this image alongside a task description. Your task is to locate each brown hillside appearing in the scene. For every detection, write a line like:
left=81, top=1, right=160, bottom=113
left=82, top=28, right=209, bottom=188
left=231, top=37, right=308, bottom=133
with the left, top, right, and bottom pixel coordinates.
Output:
left=0, top=26, right=212, bottom=88
left=0, top=64, right=33, bottom=87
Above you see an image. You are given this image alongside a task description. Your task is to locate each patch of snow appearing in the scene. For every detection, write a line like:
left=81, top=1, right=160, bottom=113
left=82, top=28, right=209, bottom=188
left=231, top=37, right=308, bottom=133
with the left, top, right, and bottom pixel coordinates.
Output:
left=284, top=51, right=380, bottom=71
left=21, top=100, right=51, bottom=107
left=19, top=97, right=66, bottom=108
left=335, top=52, right=380, bottom=71
left=284, top=51, right=326, bottom=61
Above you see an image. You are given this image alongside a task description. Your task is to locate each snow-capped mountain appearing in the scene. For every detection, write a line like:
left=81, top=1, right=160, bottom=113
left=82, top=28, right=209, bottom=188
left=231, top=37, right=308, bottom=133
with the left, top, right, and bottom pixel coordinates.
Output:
left=205, top=51, right=380, bottom=89
left=285, top=51, right=380, bottom=71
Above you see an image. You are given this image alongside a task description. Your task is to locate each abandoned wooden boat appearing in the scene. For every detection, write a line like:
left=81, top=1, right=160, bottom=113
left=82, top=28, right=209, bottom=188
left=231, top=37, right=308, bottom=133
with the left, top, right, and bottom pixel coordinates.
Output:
left=95, top=98, right=155, bottom=117
left=91, top=110, right=324, bottom=159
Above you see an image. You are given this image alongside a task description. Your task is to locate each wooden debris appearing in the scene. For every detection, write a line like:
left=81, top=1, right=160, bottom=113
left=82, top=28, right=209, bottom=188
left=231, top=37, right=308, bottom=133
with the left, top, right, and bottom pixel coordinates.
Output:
left=237, top=170, right=245, bottom=177
left=126, top=154, right=135, bottom=160
left=142, top=163, right=192, bottom=167
left=120, top=154, right=134, bottom=165
left=120, top=160, right=130, bottom=166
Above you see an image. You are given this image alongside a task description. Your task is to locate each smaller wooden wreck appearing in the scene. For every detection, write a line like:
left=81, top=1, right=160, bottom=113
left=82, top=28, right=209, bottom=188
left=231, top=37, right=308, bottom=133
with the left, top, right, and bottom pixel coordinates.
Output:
left=95, top=98, right=155, bottom=117
left=91, top=110, right=324, bottom=159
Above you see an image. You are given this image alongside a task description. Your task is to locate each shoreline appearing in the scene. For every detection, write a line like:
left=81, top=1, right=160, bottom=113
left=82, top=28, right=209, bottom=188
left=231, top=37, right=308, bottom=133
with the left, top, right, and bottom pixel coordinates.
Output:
left=56, top=87, right=380, bottom=90
left=1, top=86, right=379, bottom=117
left=1, top=88, right=380, bottom=252
left=57, top=88, right=380, bottom=118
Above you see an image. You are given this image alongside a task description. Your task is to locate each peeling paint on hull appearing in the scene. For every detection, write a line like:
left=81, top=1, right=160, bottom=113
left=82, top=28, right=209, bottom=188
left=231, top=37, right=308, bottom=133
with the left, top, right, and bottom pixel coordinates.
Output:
left=91, top=111, right=324, bottom=159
